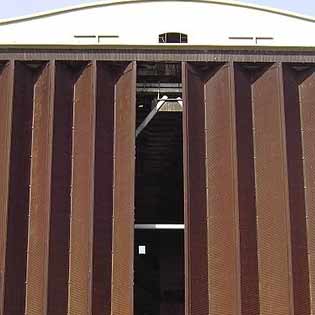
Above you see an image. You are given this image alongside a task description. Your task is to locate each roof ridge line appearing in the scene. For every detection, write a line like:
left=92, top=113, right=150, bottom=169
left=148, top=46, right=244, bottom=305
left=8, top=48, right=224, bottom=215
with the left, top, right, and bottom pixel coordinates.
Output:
left=0, top=0, right=314, bottom=25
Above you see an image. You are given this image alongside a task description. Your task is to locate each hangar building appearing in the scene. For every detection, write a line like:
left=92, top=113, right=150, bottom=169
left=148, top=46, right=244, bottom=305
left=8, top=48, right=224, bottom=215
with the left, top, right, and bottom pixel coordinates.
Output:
left=0, top=1, right=315, bottom=315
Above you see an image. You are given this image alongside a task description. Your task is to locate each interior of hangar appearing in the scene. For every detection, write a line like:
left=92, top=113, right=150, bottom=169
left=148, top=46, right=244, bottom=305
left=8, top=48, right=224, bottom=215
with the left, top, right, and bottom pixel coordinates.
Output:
left=134, top=62, right=184, bottom=315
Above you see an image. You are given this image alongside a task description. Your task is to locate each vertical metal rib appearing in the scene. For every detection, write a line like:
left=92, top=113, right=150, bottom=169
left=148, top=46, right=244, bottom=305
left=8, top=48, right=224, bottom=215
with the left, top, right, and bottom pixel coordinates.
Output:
left=182, top=62, right=209, bottom=315
left=24, top=62, right=55, bottom=315
left=233, top=63, right=259, bottom=315
left=282, top=64, right=310, bottom=315
left=47, top=62, right=74, bottom=315
left=252, top=63, right=294, bottom=315
left=67, top=61, right=96, bottom=315
left=111, top=62, right=136, bottom=315
left=3, top=62, right=34, bottom=315
left=298, top=67, right=315, bottom=315
left=0, top=61, right=14, bottom=315
left=204, top=63, right=240, bottom=315
left=92, top=62, right=115, bottom=315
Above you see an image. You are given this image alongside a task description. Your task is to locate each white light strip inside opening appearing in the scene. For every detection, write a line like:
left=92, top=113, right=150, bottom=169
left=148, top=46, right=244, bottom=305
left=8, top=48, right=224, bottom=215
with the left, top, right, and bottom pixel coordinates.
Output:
left=135, top=224, right=185, bottom=230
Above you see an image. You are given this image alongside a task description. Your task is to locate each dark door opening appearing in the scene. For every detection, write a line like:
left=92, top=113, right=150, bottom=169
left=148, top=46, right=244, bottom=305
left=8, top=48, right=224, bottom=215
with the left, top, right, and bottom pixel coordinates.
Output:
left=134, top=62, right=184, bottom=315
left=135, top=230, right=184, bottom=315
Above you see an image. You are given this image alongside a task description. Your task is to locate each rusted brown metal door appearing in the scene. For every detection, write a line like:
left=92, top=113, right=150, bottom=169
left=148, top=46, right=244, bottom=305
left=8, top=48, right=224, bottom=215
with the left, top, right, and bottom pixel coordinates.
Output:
left=183, top=61, right=314, bottom=315
left=111, top=61, right=136, bottom=315
left=249, top=63, right=296, bottom=315
left=233, top=62, right=298, bottom=315
left=25, top=61, right=55, bottom=315
left=67, top=61, right=97, bottom=315
left=112, top=62, right=136, bottom=315
left=297, top=67, right=315, bottom=315
left=51, top=61, right=136, bottom=315
left=2, top=62, right=37, bottom=315
left=47, top=61, right=77, bottom=315
left=47, top=61, right=136, bottom=315
left=1, top=56, right=315, bottom=315
left=182, top=62, right=241, bottom=315
left=0, top=61, right=14, bottom=315
left=182, top=62, right=209, bottom=315
left=282, top=64, right=313, bottom=315
left=0, top=60, right=136, bottom=315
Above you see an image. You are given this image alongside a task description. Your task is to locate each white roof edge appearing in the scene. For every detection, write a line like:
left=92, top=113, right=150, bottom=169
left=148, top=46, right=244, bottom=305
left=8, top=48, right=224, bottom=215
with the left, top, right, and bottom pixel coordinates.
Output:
left=0, top=0, right=314, bottom=25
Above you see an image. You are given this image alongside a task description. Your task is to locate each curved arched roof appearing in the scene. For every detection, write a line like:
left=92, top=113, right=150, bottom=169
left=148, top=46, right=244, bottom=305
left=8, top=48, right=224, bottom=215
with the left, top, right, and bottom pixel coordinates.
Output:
left=0, top=0, right=314, bottom=47
left=0, top=0, right=314, bottom=24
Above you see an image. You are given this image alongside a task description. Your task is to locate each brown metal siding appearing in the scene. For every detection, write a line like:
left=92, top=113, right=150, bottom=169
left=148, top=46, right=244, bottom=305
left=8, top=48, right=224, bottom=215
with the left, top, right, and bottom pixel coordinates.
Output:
left=0, top=55, right=315, bottom=315
left=204, top=63, right=240, bottom=315
left=3, top=62, right=35, bottom=315
left=282, top=65, right=310, bottom=315
left=111, top=62, right=136, bottom=315
left=252, top=64, right=294, bottom=315
left=25, top=62, right=55, bottom=315
left=47, top=62, right=74, bottom=315
left=0, top=61, right=14, bottom=315
left=92, top=62, right=115, bottom=315
left=182, top=62, right=209, bottom=315
left=182, top=61, right=314, bottom=315
left=0, top=59, right=136, bottom=315
left=233, top=63, right=260, bottom=315
left=182, top=62, right=242, bottom=315
left=298, top=68, right=315, bottom=315
left=67, top=61, right=96, bottom=315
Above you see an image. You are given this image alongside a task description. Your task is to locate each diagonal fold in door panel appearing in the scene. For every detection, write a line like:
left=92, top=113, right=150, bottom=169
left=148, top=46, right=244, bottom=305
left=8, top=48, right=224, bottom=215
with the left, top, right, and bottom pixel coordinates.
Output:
left=68, top=61, right=97, bottom=315
left=3, top=62, right=36, bottom=315
left=182, top=62, right=241, bottom=315
left=25, top=61, right=55, bottom=315
left=182, top=62, right=209, bottom=315
left=111, top=61, right=136, bottom=315
left=92, top=61, right=136, bottom=315
left=0, top=61, right=14, bottom=315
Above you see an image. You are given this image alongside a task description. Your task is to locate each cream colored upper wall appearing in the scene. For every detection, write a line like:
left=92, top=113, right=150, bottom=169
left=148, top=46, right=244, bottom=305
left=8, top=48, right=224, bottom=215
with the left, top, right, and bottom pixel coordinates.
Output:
left=0, top=0, right=314, bottom=47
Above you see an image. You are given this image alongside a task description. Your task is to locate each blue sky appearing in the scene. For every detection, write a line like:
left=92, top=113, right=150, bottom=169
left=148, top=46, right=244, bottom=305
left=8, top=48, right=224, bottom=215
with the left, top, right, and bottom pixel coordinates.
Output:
left=0, top=0, right=315, bottom=19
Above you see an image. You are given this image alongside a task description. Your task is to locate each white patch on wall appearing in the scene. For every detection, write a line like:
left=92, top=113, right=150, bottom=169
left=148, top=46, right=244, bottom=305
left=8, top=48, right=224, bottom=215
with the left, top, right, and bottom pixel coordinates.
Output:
left=138, top=245, right=146, bottom=255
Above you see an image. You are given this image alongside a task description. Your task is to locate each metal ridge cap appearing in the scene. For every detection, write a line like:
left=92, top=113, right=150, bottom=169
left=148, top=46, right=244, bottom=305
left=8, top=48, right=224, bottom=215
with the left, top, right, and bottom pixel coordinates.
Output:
left=0, top=0, right=314, bottom=25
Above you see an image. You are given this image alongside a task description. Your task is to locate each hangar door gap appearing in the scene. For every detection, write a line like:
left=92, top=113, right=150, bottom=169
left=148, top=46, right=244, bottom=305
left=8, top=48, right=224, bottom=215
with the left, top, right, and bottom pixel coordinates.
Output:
left=135, top=62, right=184, bottom=315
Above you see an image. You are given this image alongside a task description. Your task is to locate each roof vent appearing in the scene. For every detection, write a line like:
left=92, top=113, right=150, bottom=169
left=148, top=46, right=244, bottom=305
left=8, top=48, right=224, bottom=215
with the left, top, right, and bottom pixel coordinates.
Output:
left=159, top=32, right=188, bottom=44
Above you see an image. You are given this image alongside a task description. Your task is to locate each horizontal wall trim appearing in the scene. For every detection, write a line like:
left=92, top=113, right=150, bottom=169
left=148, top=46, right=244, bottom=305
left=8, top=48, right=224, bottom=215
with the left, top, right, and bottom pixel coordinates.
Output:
left=135, top=224, right=185, bottom=230
left=1, top=49, right=315, bottom=62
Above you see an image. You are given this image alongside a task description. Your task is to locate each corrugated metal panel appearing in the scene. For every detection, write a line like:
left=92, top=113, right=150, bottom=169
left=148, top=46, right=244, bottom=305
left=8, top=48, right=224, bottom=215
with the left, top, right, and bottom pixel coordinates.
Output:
left=0, top=61, right=14, bottom=315
left=92, top=62, right=115, bottom=315
left=298, top=67, right=315, bottom=315
left=25, top=61, right=55, bottom=315
left=233, top=63, right=260, bottom=315
left=111, top=61, right=136, bottom=315
left=182, top=61, right=315, bottom=315
left=68, top=61, right=96, bottom=315
left=111, top=62, right=136, bottom=315
left=182, top=62, right=209, bottom=315
left=0, top=56, right=315, bottom=315
left=47, top=62, right=74, bottom=315
left=282, top=64, right=310, bottom=315
left=3, top=62, right=34, bottom=315
left=251, top=63, right=294, bottom=315
left=203, top=63, right=240, bottom=315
